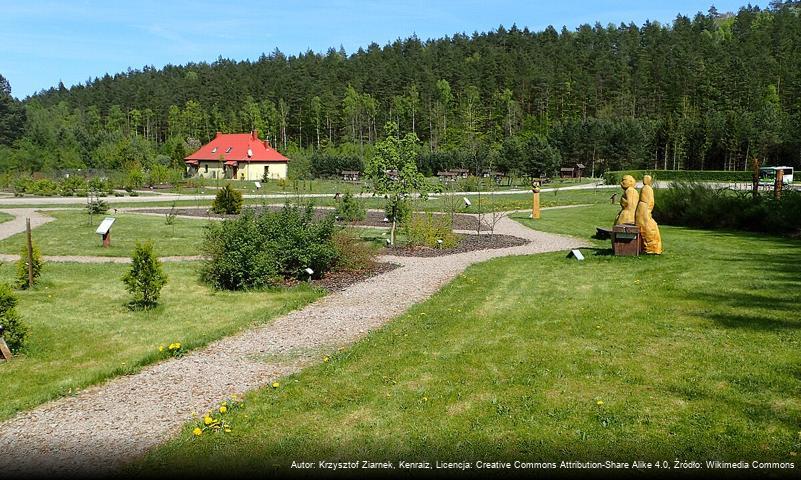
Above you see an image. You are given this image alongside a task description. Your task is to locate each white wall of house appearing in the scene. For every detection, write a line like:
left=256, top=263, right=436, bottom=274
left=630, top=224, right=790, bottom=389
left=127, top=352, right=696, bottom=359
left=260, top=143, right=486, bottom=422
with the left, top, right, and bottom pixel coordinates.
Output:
left=189, top=161, right=288, bottom=180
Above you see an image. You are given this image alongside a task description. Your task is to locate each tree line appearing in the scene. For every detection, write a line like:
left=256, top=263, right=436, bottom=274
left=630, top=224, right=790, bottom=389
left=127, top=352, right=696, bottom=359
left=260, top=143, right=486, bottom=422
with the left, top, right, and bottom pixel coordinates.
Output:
left=0, top=2, right=799, bottom=178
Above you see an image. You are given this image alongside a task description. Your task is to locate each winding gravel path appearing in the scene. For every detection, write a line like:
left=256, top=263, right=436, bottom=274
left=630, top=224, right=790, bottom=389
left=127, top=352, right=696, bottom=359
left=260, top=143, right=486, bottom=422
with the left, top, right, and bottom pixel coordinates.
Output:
left=0, top=208, right=55, bottom=241
left=0, top=213, right=587, bottom=477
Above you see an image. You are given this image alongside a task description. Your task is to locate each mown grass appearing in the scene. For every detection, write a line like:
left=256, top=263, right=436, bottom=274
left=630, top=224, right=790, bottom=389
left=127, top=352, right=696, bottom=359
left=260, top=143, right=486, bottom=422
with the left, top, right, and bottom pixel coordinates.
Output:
left=0, top=211, right=14, bottom=223
left=0, top=186, right=613, bottom=211
left=0, top=210, right=212, bottom=257
left=134, top=204, right=801, bottom=474
left=0, top=262, right=323, bottom=421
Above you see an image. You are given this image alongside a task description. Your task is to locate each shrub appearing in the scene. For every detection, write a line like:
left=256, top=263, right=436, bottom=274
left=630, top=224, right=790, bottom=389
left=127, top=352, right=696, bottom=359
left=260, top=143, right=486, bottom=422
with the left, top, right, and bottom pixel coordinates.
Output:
left=16, top=242, right=44, bottom=289
left=122, top=241, right=168, bottom=309
left=29, top=179, right=59, bottom=196
left=124, top=168, right=145, bottom=191
left=165, top=202, right=177, bottom=226
left=384, top=196, right=411, bottom=225
left=88, top=177, right=113, bottom=195
left=86, top=198, right=109, bottom=214
left=0, top=283, right=26, bottom=353
left=201, top=205, right=338, bottom=290
left=59, top=176, right=87, bottom=196
left=655, top=181, right=801, bottom=234
left=332, top=229, right=377, bottom=271
left=12, top=177, right=30, bottom=196
left=457, top=175, right=481, bottom=192
left=404, top=213, right=460, bottom=248
left=604, top=170, right=752, bottom=185
left=211, top=184, right=243, bottom=215
left=335, top=191, right=366, bottom=222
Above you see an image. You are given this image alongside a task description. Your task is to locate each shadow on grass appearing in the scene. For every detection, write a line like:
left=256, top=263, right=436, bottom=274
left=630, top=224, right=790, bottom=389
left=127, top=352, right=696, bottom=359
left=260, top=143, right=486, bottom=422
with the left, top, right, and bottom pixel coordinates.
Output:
left=579, top=247, right=614, bottom=257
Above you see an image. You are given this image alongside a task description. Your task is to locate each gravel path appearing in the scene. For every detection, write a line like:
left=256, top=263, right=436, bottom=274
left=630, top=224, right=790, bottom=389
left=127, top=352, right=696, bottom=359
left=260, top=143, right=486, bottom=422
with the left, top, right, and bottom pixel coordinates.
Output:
left=0, top=208, right=55, bottom=241
left=0, top=213, right=587, bottom=477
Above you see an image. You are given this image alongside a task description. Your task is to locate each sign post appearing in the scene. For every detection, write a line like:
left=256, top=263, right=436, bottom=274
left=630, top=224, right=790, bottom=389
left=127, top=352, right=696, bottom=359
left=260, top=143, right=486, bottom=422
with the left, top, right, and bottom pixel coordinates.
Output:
left=96, top=217, right=116, bottom=248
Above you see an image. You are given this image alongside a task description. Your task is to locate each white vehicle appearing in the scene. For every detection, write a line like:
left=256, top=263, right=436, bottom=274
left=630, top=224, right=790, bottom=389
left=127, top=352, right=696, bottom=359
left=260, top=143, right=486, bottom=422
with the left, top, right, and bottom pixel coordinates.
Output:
left=759, top=166, right=794, bottom=185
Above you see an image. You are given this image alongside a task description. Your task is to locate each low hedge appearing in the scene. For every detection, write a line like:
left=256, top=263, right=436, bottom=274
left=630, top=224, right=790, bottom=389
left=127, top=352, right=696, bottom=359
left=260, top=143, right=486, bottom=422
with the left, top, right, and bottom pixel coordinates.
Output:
left=604, top=170, right=752, bottom=185
left=654, top=182, right=801, bottom=234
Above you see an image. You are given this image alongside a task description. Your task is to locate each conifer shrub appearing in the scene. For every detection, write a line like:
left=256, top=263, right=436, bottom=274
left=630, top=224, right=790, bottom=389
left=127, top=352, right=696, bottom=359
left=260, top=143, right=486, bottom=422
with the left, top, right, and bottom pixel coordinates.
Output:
left=86, top=198, right=109, bottom=214
left=0, top=283, right=27, bottom=353
left=122, top=241, right=168, bottom=309
left=335, top=191, right=366, bottom=221
left=16, top=241, right=44, bottom=289
left=211, top=184, right=243, bottom=214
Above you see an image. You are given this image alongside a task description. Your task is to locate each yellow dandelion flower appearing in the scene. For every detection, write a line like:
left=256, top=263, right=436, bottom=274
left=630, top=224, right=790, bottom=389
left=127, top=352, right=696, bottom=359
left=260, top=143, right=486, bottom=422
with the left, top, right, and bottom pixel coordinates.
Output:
left=272, top=382, right=280, bottom=388
left=224, top=428, right=232, bottom=433
left=423, top=397, right=428, bottom=402
left=323, top=356, right=329, bottom=363
left=219, top=406, right=227, bottom=414
left=596, top=400, right=604, bottom=406
left=192, top=427, right=202, bottom=436
left=204, top=416, right=213, bottom=425
left=159, top=346, right=164, bottom=352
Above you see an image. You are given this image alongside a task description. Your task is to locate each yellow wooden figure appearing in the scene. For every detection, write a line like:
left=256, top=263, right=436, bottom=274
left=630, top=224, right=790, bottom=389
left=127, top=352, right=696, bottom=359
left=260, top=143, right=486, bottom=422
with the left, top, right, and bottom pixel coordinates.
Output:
left=635, top=175, right=663, bottom=254
left=614, top=175, right=639, bottom=225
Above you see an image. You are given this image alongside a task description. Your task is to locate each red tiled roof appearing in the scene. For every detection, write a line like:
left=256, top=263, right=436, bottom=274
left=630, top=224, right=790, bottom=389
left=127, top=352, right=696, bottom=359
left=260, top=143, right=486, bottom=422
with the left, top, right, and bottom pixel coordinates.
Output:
left=184, top=131, right=289, bottom=163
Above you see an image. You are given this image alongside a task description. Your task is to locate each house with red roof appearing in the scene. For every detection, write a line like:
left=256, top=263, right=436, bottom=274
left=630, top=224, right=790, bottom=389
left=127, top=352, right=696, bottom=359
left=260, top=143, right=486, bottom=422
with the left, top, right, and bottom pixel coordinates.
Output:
left=184, top=130, right=289, bottom=180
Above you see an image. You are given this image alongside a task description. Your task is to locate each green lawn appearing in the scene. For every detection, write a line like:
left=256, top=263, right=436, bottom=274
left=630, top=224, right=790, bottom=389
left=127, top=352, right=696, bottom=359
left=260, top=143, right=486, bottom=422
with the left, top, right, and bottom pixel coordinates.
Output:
left=135, top=204, right=801, bottom=473
left=0, top=211, right=13, bottom=223
left=0, top=262, right=323, bottom=420
left=0, top=210, right=211, bottom=257
left=0, top=184, right=614, bottom=211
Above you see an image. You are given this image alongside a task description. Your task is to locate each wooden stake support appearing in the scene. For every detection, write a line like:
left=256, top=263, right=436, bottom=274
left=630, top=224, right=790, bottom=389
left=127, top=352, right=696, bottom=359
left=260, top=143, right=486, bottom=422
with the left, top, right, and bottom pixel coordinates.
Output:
left=25, top=218, right=34, bottom=289
left=0, top=337, right=12, bottom=361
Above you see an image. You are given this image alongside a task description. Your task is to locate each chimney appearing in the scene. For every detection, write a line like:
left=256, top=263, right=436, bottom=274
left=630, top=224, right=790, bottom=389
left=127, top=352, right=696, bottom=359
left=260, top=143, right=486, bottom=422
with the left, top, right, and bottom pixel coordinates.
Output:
left=251, top=130, right=258, bottom=140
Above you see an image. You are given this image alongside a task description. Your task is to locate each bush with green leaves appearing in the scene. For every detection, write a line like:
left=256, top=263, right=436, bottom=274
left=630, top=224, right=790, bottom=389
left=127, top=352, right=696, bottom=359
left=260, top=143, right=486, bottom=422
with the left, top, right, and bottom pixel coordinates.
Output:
left=16, top=242, right=44, bottom=289
left=384, top=196, right=411, bottom=226
left=335, top=191, right=366, bottom=222
left=332, top=229, right=377, bottom=271
left=0, top=283, right=26, bottom=353
left=201, top=204, right=338, bottom=290
left=655, top=182, right=801, bottom=234
left=59, top=176, right=87, bottom=196
left=88, top=177, right=113, bottom=196
left=29, top=178, right=59, bottom=196
left=122, top=241, right=168, bottom=309
left=211, top=184, right=243, bottom=214
left=604, top=170, right=752, bottom=185
left=404, top=213, right=460, bottom=249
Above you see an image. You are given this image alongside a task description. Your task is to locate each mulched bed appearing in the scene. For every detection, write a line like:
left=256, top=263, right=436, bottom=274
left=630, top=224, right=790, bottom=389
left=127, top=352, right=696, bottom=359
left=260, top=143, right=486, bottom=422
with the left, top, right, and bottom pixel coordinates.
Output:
left=385, top=233, right=528, bottom=257
left=130, top=206, right=489, bottom=230
left=283, top=261, right=400, bottom=292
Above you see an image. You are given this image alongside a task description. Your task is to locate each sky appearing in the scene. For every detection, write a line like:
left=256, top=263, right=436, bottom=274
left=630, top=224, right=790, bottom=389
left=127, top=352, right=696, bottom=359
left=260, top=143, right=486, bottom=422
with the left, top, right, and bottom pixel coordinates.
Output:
left=0, top=0, right=767, bottom=99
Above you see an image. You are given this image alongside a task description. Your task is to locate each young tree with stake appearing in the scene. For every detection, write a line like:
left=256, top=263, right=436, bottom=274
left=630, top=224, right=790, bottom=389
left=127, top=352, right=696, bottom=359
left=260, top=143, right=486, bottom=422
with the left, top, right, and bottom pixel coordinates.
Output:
left=365, top=122, right=426, bottom=245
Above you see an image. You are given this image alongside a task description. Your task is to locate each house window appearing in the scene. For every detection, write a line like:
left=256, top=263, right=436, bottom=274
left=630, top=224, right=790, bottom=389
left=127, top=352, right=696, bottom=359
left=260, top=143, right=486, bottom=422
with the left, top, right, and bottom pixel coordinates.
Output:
left=211, top=147, right=217, bottom=153
left=204, top=164, right=209, bottom=173
left=264, top=165, right=269, bottom=175
left=225, top=146, right=233, bottom=153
